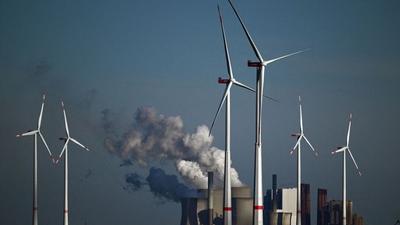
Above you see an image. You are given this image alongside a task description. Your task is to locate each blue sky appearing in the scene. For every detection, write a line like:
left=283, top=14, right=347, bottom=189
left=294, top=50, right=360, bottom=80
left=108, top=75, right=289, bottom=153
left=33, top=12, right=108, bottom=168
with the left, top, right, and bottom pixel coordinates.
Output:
left=1, top=0, right=399, bottom=225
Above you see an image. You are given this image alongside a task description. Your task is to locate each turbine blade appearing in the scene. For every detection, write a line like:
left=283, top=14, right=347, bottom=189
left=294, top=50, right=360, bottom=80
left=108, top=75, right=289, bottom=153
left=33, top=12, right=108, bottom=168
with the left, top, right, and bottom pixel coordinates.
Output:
left=61, top=101, right=70, bottom=137
left=347, top=148, right=361, bottom=176
left=303, top=135, right=317, bottom=156
left=232, top=80, right=278, bottom=102
left=263, top=49, right=308, bottom=65
left=58, top=139, right=69, bottom=159
left=299, top=96, right=303, bottom=133
left=332, top=146, right=346, bottom=155
left=70, top=137, right=90, bottom=151
left=233, top=79, right=255, bottom=92
left=209, top=82, right=232, bottom=135
left=347, top=113, right=352, bottom=147
left=16, top=130, right=38, bottom=137
left=39, top=132, right=52, bottom=156
left=227, top=0, right=264, bottom=62
left=218, top=5, right=233, bottom=80
left=290, top=136, right=302, bottom=154
left=38, top=94, right=45, bottom=129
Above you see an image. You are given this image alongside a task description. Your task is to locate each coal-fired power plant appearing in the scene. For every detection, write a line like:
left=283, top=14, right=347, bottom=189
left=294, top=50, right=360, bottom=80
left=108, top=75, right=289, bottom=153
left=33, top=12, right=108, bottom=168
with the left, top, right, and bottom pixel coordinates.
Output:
left=180, top=173, right=252, bottom=225
left=180, top=187, right=253, bottom=225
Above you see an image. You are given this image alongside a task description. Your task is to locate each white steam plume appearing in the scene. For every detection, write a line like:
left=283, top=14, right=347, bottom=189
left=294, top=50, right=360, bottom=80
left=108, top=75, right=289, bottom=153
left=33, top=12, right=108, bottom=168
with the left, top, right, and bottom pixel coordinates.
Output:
left=104, top=107, right=243, bottom=188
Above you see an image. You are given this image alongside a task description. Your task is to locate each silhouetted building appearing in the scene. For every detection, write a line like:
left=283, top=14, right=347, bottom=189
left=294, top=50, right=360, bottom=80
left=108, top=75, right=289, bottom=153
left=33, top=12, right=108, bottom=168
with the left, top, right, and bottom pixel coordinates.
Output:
left=352, top=213, right=364, bottom=225
left=317, top=189, right=328, bottom=225
left=264, top=175, right=310, bottom=225
left=301, top=184, right=311, bottom=225
left=316, top=189, right=363, bottom=225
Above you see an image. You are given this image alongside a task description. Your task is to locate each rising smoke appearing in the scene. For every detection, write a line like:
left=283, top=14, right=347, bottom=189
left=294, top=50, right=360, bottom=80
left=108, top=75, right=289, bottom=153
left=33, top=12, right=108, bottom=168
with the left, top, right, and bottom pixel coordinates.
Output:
left=103, top=107, right=243, bottom=189
left=124, top=167, right=198, bottom=202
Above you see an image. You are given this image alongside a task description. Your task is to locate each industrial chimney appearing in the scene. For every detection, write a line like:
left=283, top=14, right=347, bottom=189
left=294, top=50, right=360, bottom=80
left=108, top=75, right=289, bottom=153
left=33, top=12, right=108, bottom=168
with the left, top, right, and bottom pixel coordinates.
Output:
left=270, top=174, right=278, bottom=225
left=208, top=171, right=214, bottom=225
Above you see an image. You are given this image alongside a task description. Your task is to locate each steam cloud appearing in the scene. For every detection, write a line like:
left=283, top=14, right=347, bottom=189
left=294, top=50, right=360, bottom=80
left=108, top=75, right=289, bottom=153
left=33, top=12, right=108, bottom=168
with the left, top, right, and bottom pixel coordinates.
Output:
left=125, top=167, right=197, bottom=202
left=104, top=107, right=243, bottom=189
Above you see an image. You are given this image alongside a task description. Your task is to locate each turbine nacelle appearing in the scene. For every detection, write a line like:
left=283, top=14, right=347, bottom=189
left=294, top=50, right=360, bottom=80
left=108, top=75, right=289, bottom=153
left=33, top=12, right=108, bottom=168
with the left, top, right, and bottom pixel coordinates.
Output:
left=291, top=133, right=301, bottom=138
left=218, top=77, right=230, bottom=84
left=247, top=60, right=262, bottom=67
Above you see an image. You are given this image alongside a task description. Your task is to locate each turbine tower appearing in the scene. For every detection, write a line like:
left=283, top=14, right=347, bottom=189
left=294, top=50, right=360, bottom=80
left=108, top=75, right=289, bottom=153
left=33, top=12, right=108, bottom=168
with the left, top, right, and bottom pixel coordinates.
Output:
left=226, top=1, right=306, bottom=224
left=290, top=96, right=317, bottom=225
left=56, top=101, right=90, bottom=225
left=16, top=94, right=53, bottom=225
left=331, top=113, right=361, bottom=225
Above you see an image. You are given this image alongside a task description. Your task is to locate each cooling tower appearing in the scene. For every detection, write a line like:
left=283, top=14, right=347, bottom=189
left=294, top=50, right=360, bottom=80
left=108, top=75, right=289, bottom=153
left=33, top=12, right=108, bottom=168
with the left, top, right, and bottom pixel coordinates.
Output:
left=180, top=186, right=252, bottom=225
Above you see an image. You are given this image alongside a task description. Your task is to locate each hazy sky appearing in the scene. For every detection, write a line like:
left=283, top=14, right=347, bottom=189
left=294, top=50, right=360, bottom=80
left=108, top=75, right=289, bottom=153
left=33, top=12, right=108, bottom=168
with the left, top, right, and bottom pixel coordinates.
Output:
left=1, top=0, right=399, bottom=225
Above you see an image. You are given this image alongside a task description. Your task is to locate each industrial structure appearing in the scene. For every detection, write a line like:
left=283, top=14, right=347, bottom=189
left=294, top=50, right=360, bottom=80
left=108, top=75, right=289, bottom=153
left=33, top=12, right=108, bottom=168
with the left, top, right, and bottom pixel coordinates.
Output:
left=180, top=186, right=253, bottom=225
left=180, top=170, right=250, bottom=225
left=264, top=175, right=310, bottom=225
left=317, top=189, right=364, bottom=225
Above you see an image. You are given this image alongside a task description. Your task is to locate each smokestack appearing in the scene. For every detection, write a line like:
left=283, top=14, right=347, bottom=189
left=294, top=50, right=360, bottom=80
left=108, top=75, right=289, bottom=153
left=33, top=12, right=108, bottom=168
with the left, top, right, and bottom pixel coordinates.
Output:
left=208, top=171, right=214, bottom=225
left=270, top=174, right=278, bottom=225
left=272, top=174, right=277, bottom=210
left=317, top=189, right=327, bottom=225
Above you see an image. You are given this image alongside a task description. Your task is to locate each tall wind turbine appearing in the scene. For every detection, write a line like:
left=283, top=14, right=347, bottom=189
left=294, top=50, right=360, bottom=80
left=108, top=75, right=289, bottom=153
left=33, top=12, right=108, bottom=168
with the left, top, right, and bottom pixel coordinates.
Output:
left=331, top=113, right=361, bottom=225
left=55, top=101, right=90, bottom=225
left=290, top=96, right=317, bottom=225
left=226, top=1, right=306, bottom=224
left=16, top=94, right=53, bottom=225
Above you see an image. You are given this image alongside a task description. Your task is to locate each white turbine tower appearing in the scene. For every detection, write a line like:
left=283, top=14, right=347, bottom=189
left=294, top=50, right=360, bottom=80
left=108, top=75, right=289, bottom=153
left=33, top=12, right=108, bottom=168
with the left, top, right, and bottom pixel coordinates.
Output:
left=55, top=101, right=90, bottom=225
left=226, top=1, right=306, bottom=224
left=290, top=96, right=317, bottom=225
left=331, top=113, right=362, bottom=225
left=16, top=94, right=53, bottom=225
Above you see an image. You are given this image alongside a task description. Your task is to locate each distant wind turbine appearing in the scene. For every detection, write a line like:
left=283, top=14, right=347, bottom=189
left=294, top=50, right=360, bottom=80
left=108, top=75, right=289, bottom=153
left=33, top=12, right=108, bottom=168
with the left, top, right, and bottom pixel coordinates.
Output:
left=290, top=96, right=317, bottom=225
left=55, top=101, right=90, bottom=225
left=331, top=113, right=362, bottom=225
left=226, top=1, right=307, bottom=224
left=16, top=94, right=53, bottom=225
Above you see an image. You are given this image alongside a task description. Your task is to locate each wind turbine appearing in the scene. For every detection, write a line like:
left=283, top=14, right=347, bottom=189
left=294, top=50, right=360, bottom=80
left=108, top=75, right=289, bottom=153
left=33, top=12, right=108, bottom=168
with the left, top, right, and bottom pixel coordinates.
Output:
left=226, top=1, right=307, bottom=224
left=16, top=94, right=53, bottom=225
left=290, top=96, right=317, bottom=225
left=55, top=101, right=90, bottom=225
left=331, top=113, right=361, bottom=225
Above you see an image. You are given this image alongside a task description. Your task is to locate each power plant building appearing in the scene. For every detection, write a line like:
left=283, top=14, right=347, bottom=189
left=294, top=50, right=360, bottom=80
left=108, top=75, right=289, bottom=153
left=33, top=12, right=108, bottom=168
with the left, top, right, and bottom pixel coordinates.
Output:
left=317, top=188, right=364, bottom=225
left=179, top=175, right=364, bottom=225
left=264, top=175, right=311, bottom=225
left=180, top=186, right=253, bottom=225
